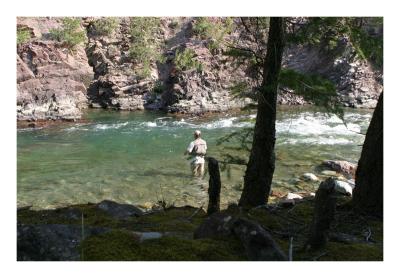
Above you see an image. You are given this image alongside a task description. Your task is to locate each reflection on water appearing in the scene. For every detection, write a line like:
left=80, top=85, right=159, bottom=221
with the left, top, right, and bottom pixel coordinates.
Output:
left=17, top=107, right=372, bottom=210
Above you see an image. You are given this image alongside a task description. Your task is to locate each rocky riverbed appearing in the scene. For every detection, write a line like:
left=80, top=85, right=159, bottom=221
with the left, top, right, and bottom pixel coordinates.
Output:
left=17, top=17, right=383, bottom=123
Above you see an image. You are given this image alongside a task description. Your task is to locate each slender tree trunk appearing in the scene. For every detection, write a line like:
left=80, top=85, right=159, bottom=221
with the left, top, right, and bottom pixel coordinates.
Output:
left=207, top=157, right=221, bottom=215
left=239, top=17, right=285, bottom=208
left=352, top=92, right=383, bottom=217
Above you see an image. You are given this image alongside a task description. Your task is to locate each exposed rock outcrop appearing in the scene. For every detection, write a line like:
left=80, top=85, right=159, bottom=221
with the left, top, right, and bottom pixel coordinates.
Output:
left=16, top=17, right=383, bottom=123
left=283, top=39, right=383, bottom=108
left=85, top=17, right=252, bottom=114
left=17, top=18, right=94, bottom=122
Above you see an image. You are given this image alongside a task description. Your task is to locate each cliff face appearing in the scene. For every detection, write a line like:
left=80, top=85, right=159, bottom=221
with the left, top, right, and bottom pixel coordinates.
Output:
left=16, top=17, right=383, bottom=122
left=283, top=41, right=383, bottom=109
left=85, top=17, right=252, bottom=114
left=17, top=17, right=93, bottom=121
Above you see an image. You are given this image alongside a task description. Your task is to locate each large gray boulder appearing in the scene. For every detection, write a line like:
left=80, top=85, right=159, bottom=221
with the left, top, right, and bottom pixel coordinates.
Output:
left=96, top=200, right=144, bottom=220
left=194, top=212, right=287, bottom=261
left=17, top=224, right=109, bottom=261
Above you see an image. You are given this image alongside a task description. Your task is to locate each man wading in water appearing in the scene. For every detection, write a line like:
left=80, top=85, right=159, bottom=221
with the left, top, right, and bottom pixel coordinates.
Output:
left=184, top=130, right=207, bottom=177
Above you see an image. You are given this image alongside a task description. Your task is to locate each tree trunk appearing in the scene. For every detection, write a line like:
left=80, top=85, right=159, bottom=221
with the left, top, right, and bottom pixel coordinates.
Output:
left=239, top=17, right=285, bottom=208
left=352, top=92, right=383, bottom=217
left=306, top=178, right=337, bottom=250
left=207, top=157, right=221, bottom=215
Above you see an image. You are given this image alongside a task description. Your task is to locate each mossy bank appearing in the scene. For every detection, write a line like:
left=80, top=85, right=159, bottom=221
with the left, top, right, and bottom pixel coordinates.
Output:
left=17, top=196, right=383, bottom=261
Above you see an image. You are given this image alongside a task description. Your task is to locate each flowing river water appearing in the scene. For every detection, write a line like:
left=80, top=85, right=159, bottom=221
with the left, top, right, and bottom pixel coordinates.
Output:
left=17, top=106, right=372, bottom=210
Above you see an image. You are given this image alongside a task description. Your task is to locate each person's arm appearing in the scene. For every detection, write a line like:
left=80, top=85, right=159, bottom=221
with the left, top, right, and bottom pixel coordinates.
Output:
left=184, top=142, right=194, bottom=155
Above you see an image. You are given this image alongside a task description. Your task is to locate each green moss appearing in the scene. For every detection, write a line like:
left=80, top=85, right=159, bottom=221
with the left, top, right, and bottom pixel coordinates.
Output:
left=322, top=242, right=383, bottom=261
left=247, top=209, right=284, bottom=231
left=294, top=241, right=382, bottom=261
left=287, top=201, right=315, bottom=220
left=127, top=207, right=206, bottom=233
left=80, top=230, right=246, bottom=261
left=17, top=204, right=120, bottom=228
left=18, top=200, right=383, bottom=261
left=18, top=205, right=207, bottom=234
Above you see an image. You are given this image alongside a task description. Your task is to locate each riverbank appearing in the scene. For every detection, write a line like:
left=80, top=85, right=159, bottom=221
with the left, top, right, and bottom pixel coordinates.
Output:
left=17, top=193, right=383, bottom=261
left=17, top=17, right=382, bottom=123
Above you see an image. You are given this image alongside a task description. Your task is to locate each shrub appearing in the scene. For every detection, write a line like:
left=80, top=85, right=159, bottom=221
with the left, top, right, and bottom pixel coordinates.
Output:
left=192, top=17, right=234, bottom=51
left=17, top=28, right=31, bottom=45
left=174, top=48, right=203, bottom=72
left=128, top=17, right=165, bottom=78
left=93, top=17, right=119, bottom=36
left=49, top=18, right=87, bottom=49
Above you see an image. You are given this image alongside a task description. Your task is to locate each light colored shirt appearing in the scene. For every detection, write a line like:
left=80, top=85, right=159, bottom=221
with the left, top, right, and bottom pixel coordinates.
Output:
left=187, top=139, right=207, bottom=164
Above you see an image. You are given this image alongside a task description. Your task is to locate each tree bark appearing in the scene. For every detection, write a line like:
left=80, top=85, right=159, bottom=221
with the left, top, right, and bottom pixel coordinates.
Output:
left=306, top=178, right=337, bottom=250
left=352, top=92, right=383, bottom=217
left=207, top=157, right=221, bottom=215
left=239, top=17, right=285, bottom=208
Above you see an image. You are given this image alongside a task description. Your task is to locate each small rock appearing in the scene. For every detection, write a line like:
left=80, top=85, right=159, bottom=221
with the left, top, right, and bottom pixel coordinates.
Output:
left=132, top=231, right=163, bottom=242
left=321, top=170, right=338, bottom=176
left=286, top=192, right=303, bottom=200
left=302, top=173, right=319, bottom=182
left=334, top=180, right=353, bottom=196
left=279, top=199, right=296, bottom=208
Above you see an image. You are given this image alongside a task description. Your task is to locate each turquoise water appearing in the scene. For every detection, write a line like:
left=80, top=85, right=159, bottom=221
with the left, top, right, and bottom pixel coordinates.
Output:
left=17, top=107, right=372, bottom=210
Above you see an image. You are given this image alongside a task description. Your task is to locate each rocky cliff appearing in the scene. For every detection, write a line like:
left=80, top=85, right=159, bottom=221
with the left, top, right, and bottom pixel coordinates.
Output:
left=16, top=17, right=383, bottom=123
left=17, top=17, right=93, bottom=122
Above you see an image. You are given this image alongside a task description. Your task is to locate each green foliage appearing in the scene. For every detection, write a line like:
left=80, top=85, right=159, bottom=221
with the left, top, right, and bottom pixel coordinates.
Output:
left=92, top=17, right=119, bottom=36
left=348, top=20, right=383, bottom=69
left=279, top=69, right=344, bottom=119
left=17, top=28, right=31, bottom=45
left=192, top=17, right=235, bottom=51
left=128, top=17, right=164, bottom=78
left=49, top=18, right=87, bottom=49
left=287, top=17, right=383, bottom=68
left=229, top=81, right=256, bottom=100
left=168, top=19, right=179, bottom=29
left=174, top=48, right=203, bottom=72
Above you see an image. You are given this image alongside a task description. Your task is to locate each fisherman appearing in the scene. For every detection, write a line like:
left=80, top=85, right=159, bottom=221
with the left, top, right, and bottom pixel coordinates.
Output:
left=184, top=130, right=207, bottom=177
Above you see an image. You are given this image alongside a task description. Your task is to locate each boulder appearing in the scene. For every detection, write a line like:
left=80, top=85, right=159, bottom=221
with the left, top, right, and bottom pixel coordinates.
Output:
left=194, top=214, right=287, bottom=261
left=193, top=212, right=236, bottom=239
left=231, top=218, right=288, bottom=261
left=96, top=200, right=144, bottom=220
left=321, top=160, right=357, bottom=178
left=17, top=224, right=109, bottom=261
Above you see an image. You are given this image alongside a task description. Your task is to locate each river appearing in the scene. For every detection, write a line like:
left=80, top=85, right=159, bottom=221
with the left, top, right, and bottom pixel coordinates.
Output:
left=17, top=106, right=372, bottom=210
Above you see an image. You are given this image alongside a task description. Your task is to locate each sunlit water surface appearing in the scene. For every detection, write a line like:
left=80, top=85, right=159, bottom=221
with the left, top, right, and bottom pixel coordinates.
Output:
left=17, top=107, right=372, bottom=209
